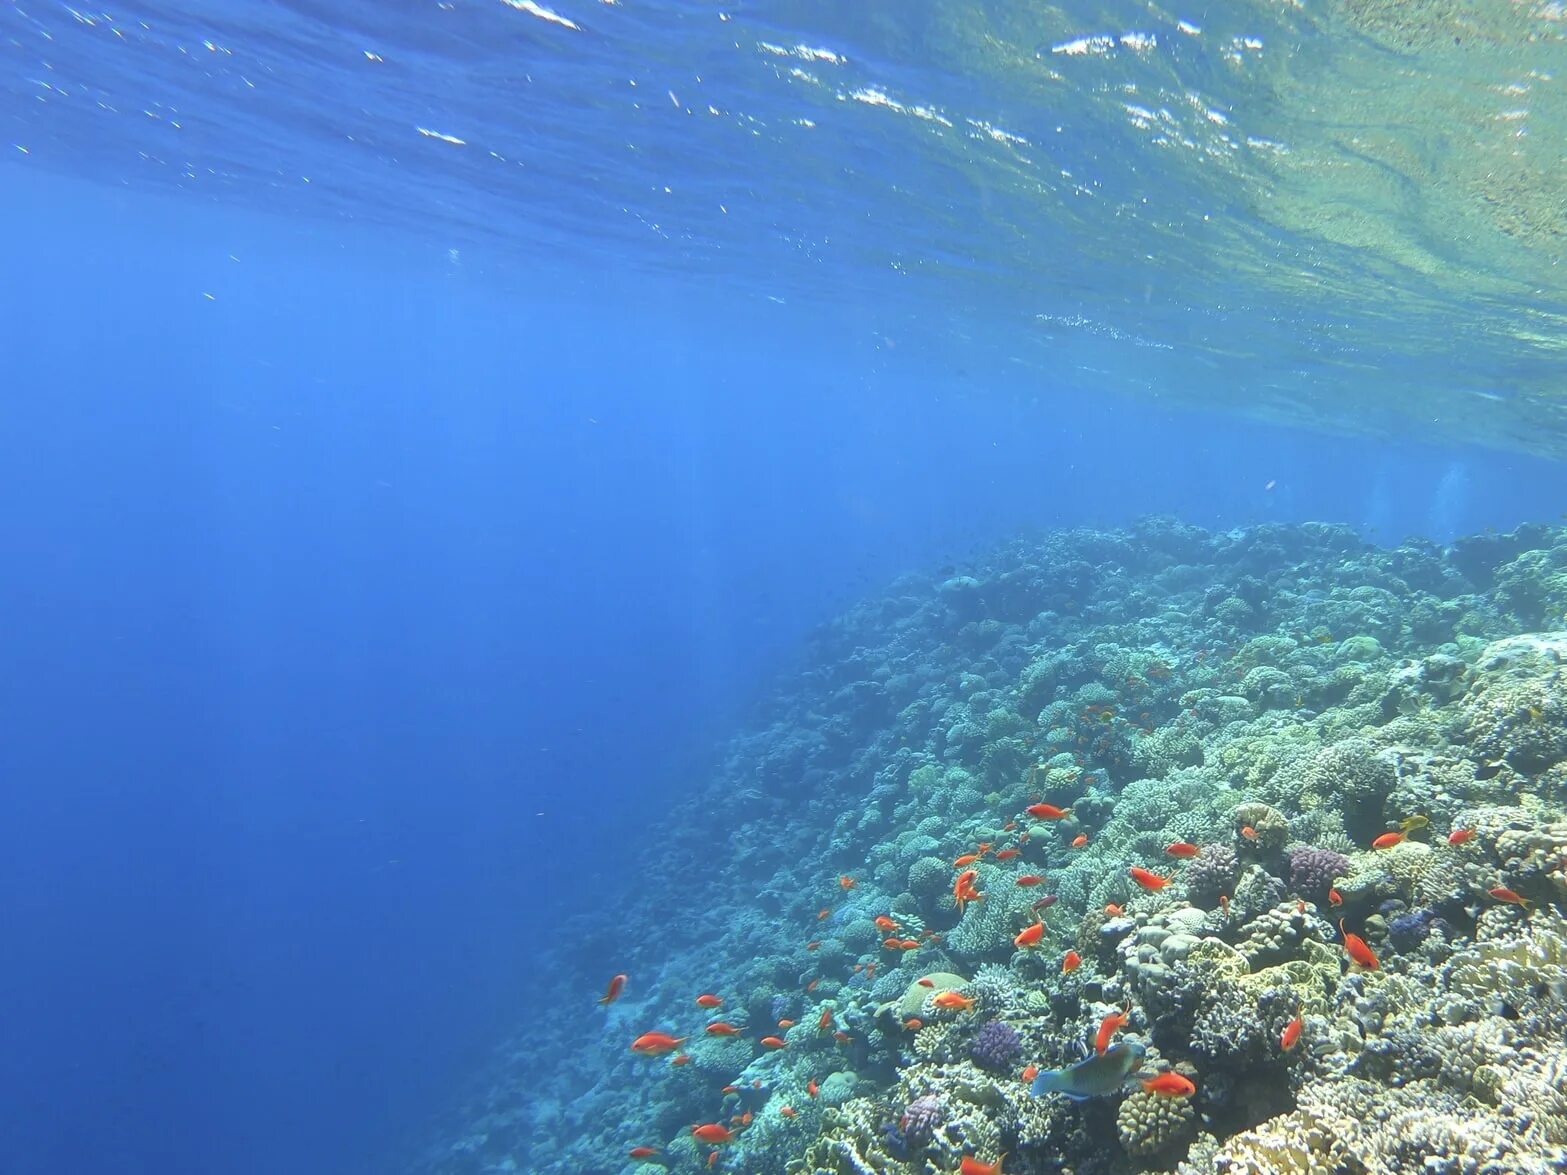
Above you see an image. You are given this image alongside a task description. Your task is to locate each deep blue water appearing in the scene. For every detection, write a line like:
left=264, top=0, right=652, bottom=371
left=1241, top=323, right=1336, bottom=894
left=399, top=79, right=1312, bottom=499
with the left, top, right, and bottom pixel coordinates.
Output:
left=3, top=3, right=1566, bottom=1173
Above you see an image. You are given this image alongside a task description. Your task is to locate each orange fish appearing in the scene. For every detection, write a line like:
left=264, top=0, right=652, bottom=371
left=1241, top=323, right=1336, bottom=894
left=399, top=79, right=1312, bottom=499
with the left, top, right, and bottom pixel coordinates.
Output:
left=1448, top=828, right=1477, bottom=846
left=1095, top=1005, right=1130, bottom=1054
left=954, top=869, right=983, bottom=913
left=707, top=1151, right=719, bottom=1169
left=777, top=1019, right=796, bottom=1029
left=1371, top=831, right=1406, bottom=850
left=932, top=991, right=976, bottom=1011
left=1296, top=900, right=1306, bottom=914
left=1021, top=1064, right=1039, bottom=1083
left=806, top=978, right=820, bottom=992
left=1014, top=921, right=1045, bottom=949
left=1141, top=1071, right=1196, bottom=1098
left=1104, top=903, right=1123, bottom=916
left=1240, top=825, right=1258, bottom=842
left=1340, top=920, right=1379, bottom=970
left=960, top=1155, right=1006, bottom=1175
left=1015, top=875, right=1045, bottom=887
left=691, top=1123, right=735, bottom=1144
left=599, top=973, right=628, bottom=1005
left=1329, top=887, right=1343, bottom=907
left=721, top=1085, right=740, bottom=1095
left=818, top=1008, right=834, bottom=1032
left=833, top=1031, right=852, bottom=1043
left=780, top=1105, right=797, bottom=1119
left=806, top=941, right=821, bottom=951
left=817, top=908, right=831, bottom=921
left=672, top=1054, right=692, bottom=1066
left=1220, top=895, right=1230, bottom=915
left=807, top=1079, right=819, bottom=1098
left=865, top=963, right=877, bottom=978
left=977, top=842, right=993, bottom=855
left=1165, top=842, right=1200, bottom=859
left=705, top=1023, right=743, bottom=1036
left=760, top=1035, right=788, bottom=1050
left=995, top=848, right=1021, bottom=861
left=917, top=978, right=935, bottom=988
left=629, top=1147, right=659, bottom=1159
left=1280, top=1016, right=1304, bottom=1051
left=875, top=915, right=900, bottom=932
left=631, top=1032, right=687, bottom=1056
left=1026, top=803, right=1071, bottom=820
left=1489, top=886, right=1531, bottom=908
left=839, top=875, right=857, bottom=891
left=899, top=938, right=923, bottom=950
left=904, top=1017, right=924, bottom=1031
left=1004, top=821, right=1018, bottom=832
left=1129, top=866, right=1170, bottom=891
left=696, top=994, right=723, bottom=1008
left=954, top=853, right=982, bottom=868
left=882, top=937, right=903, bottom=950
left=1072, top=834, right=1089, bottom=848
left=1062, top=950, right=1082, bottom=973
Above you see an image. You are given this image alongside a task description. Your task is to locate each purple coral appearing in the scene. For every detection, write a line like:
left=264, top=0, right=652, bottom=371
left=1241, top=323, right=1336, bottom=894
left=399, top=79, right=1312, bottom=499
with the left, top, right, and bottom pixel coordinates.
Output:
left=899, top=1092, right=945, bottom=1145
left=969, top=1019, right=1023, bottom=1072
left=1288, top=846, right=1351, bottom=902
left=1185, top=843, right=1238, bottom=907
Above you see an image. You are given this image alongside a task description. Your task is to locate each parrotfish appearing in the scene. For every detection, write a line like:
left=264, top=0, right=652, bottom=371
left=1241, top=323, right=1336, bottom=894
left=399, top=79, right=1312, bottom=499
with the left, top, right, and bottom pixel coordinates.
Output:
left=1031, top=1041, right=1146, bottom=1101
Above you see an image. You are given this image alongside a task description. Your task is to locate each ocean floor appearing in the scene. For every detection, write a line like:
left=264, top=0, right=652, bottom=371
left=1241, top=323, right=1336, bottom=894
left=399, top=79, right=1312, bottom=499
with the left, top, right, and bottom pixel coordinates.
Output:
left=418, top=518, right=1567, bottom=1174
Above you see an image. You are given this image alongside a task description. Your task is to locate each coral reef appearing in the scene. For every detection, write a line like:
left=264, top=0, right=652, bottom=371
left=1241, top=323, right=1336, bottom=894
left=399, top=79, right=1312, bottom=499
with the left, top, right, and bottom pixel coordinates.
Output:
left=410, top=520, right=1567, bottom=1175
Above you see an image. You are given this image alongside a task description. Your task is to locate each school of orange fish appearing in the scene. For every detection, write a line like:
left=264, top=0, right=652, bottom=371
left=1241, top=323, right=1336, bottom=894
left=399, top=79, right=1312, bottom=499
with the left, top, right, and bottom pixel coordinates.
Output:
left=600, top=792, right=1527, bottom=1170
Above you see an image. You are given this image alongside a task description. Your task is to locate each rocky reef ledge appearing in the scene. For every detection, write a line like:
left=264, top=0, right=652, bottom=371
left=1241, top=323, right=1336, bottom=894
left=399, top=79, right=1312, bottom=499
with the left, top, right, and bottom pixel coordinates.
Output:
left=417, top=519, right=1567, bottom=1175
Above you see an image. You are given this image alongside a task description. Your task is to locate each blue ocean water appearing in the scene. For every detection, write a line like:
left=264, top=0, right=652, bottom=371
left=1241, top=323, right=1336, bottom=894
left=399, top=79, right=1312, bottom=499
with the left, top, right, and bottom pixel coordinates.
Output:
left=3, top=3, right=1566, bottom=1174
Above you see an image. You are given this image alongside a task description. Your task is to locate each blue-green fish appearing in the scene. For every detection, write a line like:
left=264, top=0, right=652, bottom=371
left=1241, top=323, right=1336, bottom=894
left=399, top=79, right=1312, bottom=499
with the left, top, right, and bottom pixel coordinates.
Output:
left=1031, top=1041, right=1146, bottom=1101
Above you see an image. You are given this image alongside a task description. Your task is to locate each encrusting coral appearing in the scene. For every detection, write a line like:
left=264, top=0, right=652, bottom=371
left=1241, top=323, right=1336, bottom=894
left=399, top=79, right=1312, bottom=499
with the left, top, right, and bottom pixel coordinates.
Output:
left=411, top=520, right=1567, bottom=1175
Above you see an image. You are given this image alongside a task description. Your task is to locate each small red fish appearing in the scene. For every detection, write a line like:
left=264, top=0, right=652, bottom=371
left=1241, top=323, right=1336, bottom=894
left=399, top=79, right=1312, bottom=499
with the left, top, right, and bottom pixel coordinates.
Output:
left=1072, top=834, right=1089, bottom=848
left=1220, top=895, right=1230, bottom=915
left=875, top=915, right=900, bottom=932
left=839, top=875, right=856, bottom=890
left=1329, top=887, right=1343, bottom=907
left=705, top=1023, right=742, bottom=1036
left=1448, top=828, right=1477, bottom=846
left=1062, top=950, right=1082, bottom=973
left=817, top=908, right=831, bottom=921
left=1165, top=842, right=1200, bottom=859
left=1032, top=895, right=1058, bottom=913
left=954, top=853, right=982, bottom=868
left=707, top=1150, right=718, bottom=1169
left=1105, top=903, right=1123, bottom=916
left=1095, top=1005, right=1130, bottom=1054
left=1003, top=821, right=1018, bottom=832
left=807, top=1079, right=819, bottom=1098
left=904, top=1017, right=924, bottom=1031
left=599, top=973, right=628, bottom=1005
left=1489, top=886, right=1531, bottom=908
left=954, top=869, right=983, bottom=913
left=1130, top=866, right=1170, bottom=891
left=760, top=1035, right=787, bottom=1050
left=631, top=1032, right=687, bottom=1055
left=818, top=1008, right=834, bottom=1032
left=806, top=978, right=820, bottom=992
left=932, top=991, right=976, bottom=1011
left=995, top=848, right=1021, bottom=861
left=1340, top=919, right=1379, bottom=970
left=1296, top=900, right=1306, bottom=914
left=720, top=1085, right=740, bottom=1095
left=1015, top=874, right=1046, bottom=887
left=960, top=1155, right=1006, bottom=1175
left=1240, top=825, right=1258, bottom=842
left=917, top=977, right=935, bottom=987
left=1142, top=1071, right=1196, bottom=1097
left=1281, top=1016, right=1303, bottom=1051
left=833, top=1031, right=852, bottom=1043
left=1371, top=831, right=1406, bottom=850
left=696, top=994, right=723, bottom=1008
left=672, top=1054, right=692, bottom=1066
left=1021, top=1064, right=1039, bottom=1083
left=1014, top=921, right=1045, bottom=949
left=629, top=1147, right=659, bottom=1158
left=1026, top=803, right=1071, bottom=820
left=779, top=1105, right=797, bottom=1119
left=806, top=941, right=821, bottom=951
left=776, top=1019, right=796, bottom=1029
left=691, top=1123, right=735, bottom=1144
